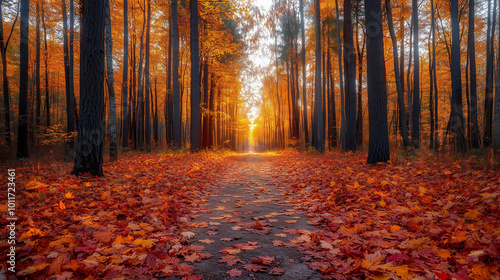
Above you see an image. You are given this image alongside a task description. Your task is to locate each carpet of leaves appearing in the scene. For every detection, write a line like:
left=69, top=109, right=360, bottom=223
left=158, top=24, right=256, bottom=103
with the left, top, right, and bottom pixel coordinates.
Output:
left=0, top=152, right=225, bottom=279
left=270, top=151, right=500, bottom=280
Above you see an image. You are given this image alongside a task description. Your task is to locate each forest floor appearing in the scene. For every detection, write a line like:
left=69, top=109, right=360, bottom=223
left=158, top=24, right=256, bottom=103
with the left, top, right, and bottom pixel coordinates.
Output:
left=1, top=150, right=499, bottom=279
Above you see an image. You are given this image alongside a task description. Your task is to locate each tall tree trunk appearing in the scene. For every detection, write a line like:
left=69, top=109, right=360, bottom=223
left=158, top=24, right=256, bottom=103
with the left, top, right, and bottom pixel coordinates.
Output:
left=121, top=0, right=129, bottom=148
left=493, top=2, right=500, bottom=154
left=299, top=0, right=308, bottom=146
left=411, top=0, right=420, bottom=147
left=69, top=0, right=76, bottom=128
left=355, top=7, right=365, bottom=147
left=17, top=0, right=29, bottom=158
left=171, top=0, right=181, bottom=147
left=335, top=0, right=345, bottom=149
left=105, top=0, right=117, bottom=161
left=73, top=0, right=105, bottom=176
left=35, top=1, right=41, bottom=131
left=313, top=0, right=324, bottom=152
left=190, top=0, right=201, bottom=151
left=468, top=0, right=479, bottom=148
left=166, top=13, right=172, bottom=144
left=344, top=0, right=357, bottom=151
left=366, top=0, right=389, bottom=164
left=431, top=0, right=439, bottom=149
left=135, top=5, right=146, bottom=149
left=144, top=0, right=151, bottom=151
left=42, top=1, right=49, bottom=128
left=484, top=0, right=495, bottom=147
left=386, top=0, right=410, bottom=147
left=62, top=0, right=75, bottom=161
left=449, top=0, right=466, bottom=152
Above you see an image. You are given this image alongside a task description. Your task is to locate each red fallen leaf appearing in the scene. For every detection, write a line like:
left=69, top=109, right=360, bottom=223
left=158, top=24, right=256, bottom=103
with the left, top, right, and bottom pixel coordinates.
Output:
left=251, top=258, right=263, bottom=264
left=227, top=268, right=242, bottom=277
left=258, top=256, right=275, bottom=265
left=269, top=267, right=285, bottom=275
left=207, top=231, right=218, bottom=235
left=243, top=263, right=267, bottom=272
left=175, top=263, right=194, bottom=276
left=435, top=271, right=450, bottom=280
left=219, top=255, right=242, bottom=266
left=252, top=221, right=264, bottom=230
left=144, top=251, right=159, bottom=267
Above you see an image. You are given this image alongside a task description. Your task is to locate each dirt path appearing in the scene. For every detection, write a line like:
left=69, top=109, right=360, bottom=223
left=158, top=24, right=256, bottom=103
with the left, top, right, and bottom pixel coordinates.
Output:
left=178, top=153, right=322, bottom=279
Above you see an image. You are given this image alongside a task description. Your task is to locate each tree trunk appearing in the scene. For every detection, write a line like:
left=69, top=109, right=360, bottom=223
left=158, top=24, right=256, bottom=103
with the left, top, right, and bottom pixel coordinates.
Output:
left=62, top=0, right=75, bottom=161
left=73, top=0, right=105, bottom=176
left=449, top=0, right=466, bottom=152
left=171, top=0, right=181, bottom=148
left=144, top=0, right=151, bottom=151
left=355, top=9, right=365, bottom=147
left=344, top=0, right=357, bottom=151
left=484, top=0, right=495, bottom=147
left=299, top=0, right=308, bottom=146
left=313, top=0, right=324, bottom=152
left=135, top=6, right=146, bottom=149
left=42, top=2, right=49, bottom=128
left=17, top=0, right=29, bottom=158
left=411, top=0, right=420, bottom=147
left=121, top=0, right=129, bottom=148
left=431, top=0, right=439, bottom=149
left=105, top=0, right=117, bottom=161
left=366, top=0, right=390, bottom=164
left=335, top=0, right=345, bottom=149
left=386, top=0, right=410, bottom=147
left=35, top=1, right=41, bottom=130
left=466, top=0, right=479, bottom=149
left=493, top=1, right=500, bottom=154
left=190, top=0, right=201, bottom=151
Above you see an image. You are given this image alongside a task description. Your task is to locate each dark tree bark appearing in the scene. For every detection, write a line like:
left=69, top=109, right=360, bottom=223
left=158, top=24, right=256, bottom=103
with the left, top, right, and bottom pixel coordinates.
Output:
left=62, top=0, right=75, bottom=161
left=431, top=0, right=439, bottom=149
left=449, top=0, right=466, bottom=152
left=42, top=1, right=49, bottom=127
left=190, top=0, right=201, bottom=151
left=121, top=0, right=129, bottom=148
left=105, top=0, right=117, bottom=161
left=69, top=0, right=76, bottom=128
left=335, top=0, right=345, bottom=149
left=299, top=0, right=308, bottom=146
left=166, top=12, right=172, bottom=144
left=484, top=0, right=495, bottom=147
left=468, top=0, right=479, bottom=148
left=17, top=0, right=29, bottom=158
left=313, top=0, right=324, bottom=152
left=135, top=5, right=146, bottom=149
left=411, top=0, right=420, bottom=147
left=344, top=0, right=357, bottom=151
left=144, top=0, right=151, bottom=151
left=386, top=0, right=410, bottom=147
left=172, top=0, right=181, bottom=147
left=73, top=0, right=106, bottom=176
left=35, top=1, right=41, bottom=130
left=493, top=1, right=500, bottom=154
left=365, top=0, right=389, bottom=164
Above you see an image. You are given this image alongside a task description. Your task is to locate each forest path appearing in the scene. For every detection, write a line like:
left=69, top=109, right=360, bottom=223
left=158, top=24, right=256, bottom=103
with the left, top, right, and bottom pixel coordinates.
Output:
left=182, top=153, right=322, bottom=279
